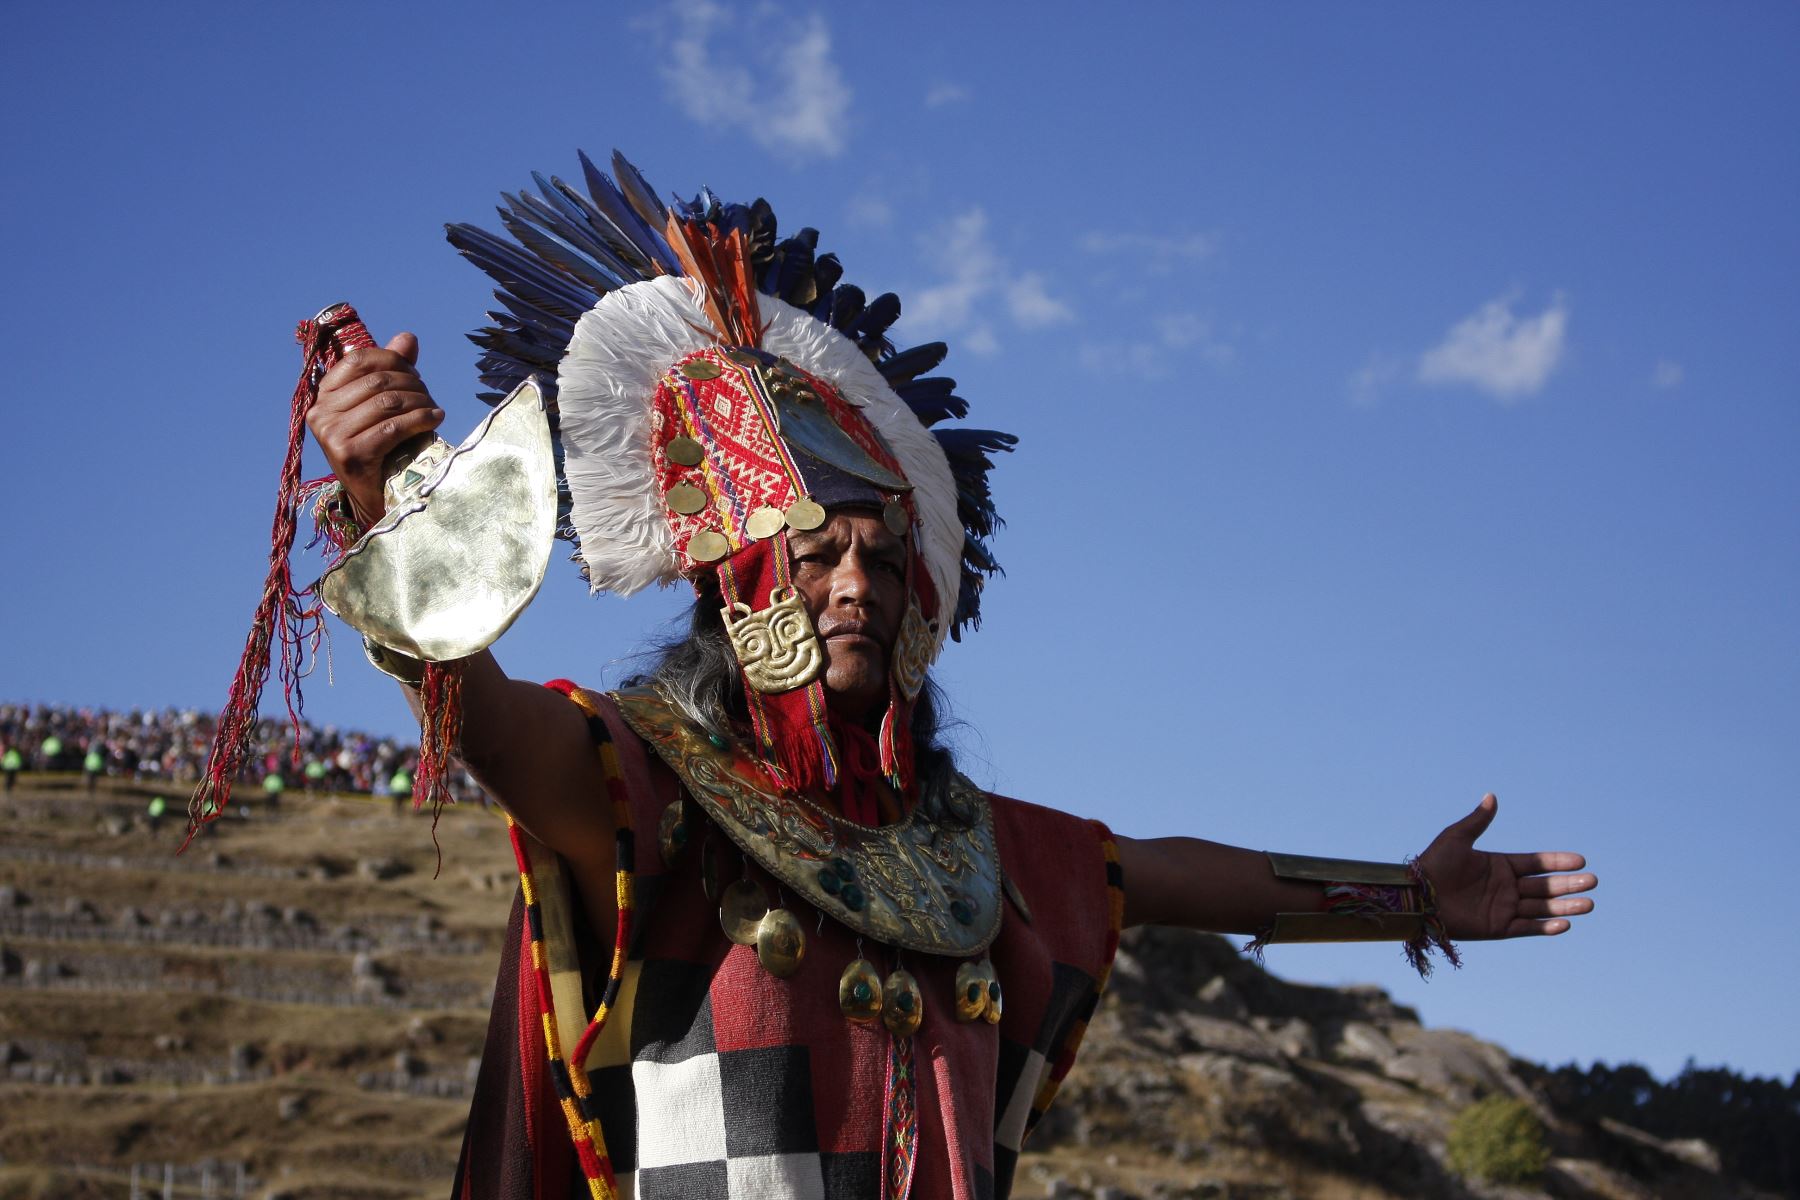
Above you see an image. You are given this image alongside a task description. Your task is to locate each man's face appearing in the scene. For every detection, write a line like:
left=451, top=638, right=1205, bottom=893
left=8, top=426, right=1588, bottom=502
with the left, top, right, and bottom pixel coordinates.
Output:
left=786, top=510, right=907, bottom=719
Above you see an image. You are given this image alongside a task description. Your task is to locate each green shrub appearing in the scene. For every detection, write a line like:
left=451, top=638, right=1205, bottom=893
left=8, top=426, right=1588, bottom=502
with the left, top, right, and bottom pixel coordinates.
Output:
left=1447, top=1095, right=1550, bottom=1185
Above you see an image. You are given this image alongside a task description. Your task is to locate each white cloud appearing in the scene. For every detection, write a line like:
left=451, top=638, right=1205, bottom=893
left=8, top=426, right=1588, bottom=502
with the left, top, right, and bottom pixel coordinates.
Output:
left=1006, top=273, right=1074, bottom=329
left=905, top=208, right=1073, bottom=353
left=1650, top=359, right=1684, bottom=390
left=924, top=81, right=970, bottom=108
left=1079, top=230, right=1219, bottom=274
left=1348, top=352, right=1404, bottom=408
left=653, top=0, right=851, bottom=160
left=1417, top=292, right=1569, bottom=402
left=1077, top=310, right=1235, bottom=381
left=846, top=193, right=893, bottom=229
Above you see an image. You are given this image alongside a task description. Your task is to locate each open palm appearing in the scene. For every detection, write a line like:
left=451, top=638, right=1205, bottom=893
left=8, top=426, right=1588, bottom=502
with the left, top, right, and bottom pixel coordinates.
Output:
left=1417, top=794, right=1596, bottom=940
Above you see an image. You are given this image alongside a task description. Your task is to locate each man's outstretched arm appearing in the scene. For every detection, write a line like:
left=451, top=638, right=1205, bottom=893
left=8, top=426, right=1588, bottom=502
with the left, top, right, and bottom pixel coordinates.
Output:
left=1115, top=793, right=1596, bottom=941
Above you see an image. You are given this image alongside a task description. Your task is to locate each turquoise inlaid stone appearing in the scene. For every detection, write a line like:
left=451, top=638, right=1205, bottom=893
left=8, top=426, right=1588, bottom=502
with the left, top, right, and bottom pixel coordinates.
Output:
left=967, top=983, right=982, bottom=1003
left=831, top=856, right=855, bottom=882
left=841, top=882, right=865, bottom=911
left=897, top=990, right=915, bottom=1013
left=950, top=899, right=973, bottom=925
left=988, top=981, right=1001, bottom=1002
left=853, top=980, right=873, bottom=1003
left=819, top=868, right=841, bottom=894
left=707, top=733, right=729, bottom=750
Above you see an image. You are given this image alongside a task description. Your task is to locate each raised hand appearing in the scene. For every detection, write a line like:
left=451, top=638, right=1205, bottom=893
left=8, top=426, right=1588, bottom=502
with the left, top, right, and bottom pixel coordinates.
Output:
left=305, top=331, right=444, bottom=526
left=1417, top=794, right=1596, bottom=940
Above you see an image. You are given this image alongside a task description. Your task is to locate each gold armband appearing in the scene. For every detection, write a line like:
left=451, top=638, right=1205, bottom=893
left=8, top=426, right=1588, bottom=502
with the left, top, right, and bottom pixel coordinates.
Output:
left=1250, top=851, right=1461, bottom=978
left=1261, top=852, right=1423, bottom=944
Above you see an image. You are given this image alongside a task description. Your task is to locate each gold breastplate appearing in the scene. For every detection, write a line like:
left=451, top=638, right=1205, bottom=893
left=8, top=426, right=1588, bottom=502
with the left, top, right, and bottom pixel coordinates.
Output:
left=611, top=688, right=1003, bottom=958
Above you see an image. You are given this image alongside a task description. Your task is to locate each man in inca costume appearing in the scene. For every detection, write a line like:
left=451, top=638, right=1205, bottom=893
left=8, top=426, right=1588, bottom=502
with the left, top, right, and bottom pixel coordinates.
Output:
left=280, top=154, right=1594, bottom=1199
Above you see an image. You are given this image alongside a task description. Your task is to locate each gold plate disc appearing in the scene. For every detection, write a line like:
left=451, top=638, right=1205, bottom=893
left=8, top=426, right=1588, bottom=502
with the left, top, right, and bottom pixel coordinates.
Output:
left=984, top=975, right=1004, bottom=1025
left=785, top=497, right=826, bottom=532
left=689, top=531, right=731, bottom=564
left=838, top=958, right=884, bottom=1023
left=667, top=437, right=705, bottom=467
left=883, top=501, right=910, bottom=537
left=882, top=968, right=924, bottom=1037
left=666, top=483, right=708, bottom=516
left=754, top=908, right=807, bottom=978
left=953, top=961, right=990, bottom=1022
left=720, top=878, right=769, bottom=946
left=680, top=358, right=722, bottom=380
left=745, top=506, right=787, bottom=540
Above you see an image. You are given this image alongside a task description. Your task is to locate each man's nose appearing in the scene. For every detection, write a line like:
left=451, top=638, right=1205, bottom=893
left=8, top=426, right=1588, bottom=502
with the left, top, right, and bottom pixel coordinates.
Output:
left=831, top=556, right=874, bottom=603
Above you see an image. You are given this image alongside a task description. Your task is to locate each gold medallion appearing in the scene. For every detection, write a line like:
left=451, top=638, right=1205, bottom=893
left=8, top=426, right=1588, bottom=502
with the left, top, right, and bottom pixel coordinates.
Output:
left=754, top=907, right=807, bottom=978
left=784, top=497, right=826, bottom=531
left=720, top=878, right=769, bottom=946
left=667, top=436, right=705, bottom=467
left=883, top=501, right=910, bottom=537
left=745, top=506, right=787, bottom=540
left=890, top=600, right=937, bottom=702
left=658, top=800, right=689, bottom=866
left=953, top=961, right=990, bottom=1022
left=882, top=968, right=923, bottom=1036
left=721, top=587, right=823, bottom=693
left=838, top=958, right=884, bottom=1023
left=667, top=483, right=708, bottom=516
left=689, top=531, right=731, bottom=563
left=680, top=358, right=723, bottom=380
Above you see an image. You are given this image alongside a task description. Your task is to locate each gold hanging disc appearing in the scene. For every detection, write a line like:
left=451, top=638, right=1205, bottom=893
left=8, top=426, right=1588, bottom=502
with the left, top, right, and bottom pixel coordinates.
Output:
left=785, top=497, right=826, bottom=531
left=883, top=501, right=910, bottom=537
left=953, top=961, right=990, bottom=1022
left=720, top=878, right=769, bottom=946
left=838, top=957, right=884, bottom=1023
left=667, top=437, right=706, bottom=467
left=658, top=800, right=689, bottom=866
left=680, top=358, right=723, bottom=380
left=667, top=483, right=708, bottom=516
left=984, top=971, right=1004, bottom=1025
left=881, top=968, right=924, bottom=1037
left=689, top=531, right=731, bottom=564
left=745, top=507, right=787, bottom=540
left=754, top=908, right=807, bottom=978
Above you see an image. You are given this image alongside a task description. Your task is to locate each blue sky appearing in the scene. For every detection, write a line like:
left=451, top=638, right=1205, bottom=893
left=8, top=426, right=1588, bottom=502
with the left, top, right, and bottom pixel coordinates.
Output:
left=4, top=3, right=1796, bottom=1082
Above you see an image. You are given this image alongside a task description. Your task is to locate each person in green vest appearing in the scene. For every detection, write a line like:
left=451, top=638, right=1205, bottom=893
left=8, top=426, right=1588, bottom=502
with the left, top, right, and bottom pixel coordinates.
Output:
left=146, top=794, right=167, bottom=833
left=389, top=765, right=413, bottom=816
left=39, top=734, right=63, bottom=771
left=84, top=745, right=105, bottom=794
left=2, top=746, right=21, bottom=792
left=261, top=770, right=285, bottom=813
left=304, top=758, right=327, bottom=793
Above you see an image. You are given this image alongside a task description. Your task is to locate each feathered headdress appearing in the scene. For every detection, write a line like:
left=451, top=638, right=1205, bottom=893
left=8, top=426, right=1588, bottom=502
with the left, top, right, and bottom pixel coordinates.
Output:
left=447, top=152, right=1016, bottom=809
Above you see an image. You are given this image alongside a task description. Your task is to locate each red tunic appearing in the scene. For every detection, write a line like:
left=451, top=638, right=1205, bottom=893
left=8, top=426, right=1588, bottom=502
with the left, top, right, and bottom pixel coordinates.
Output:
left=454, top=692, right=1123, bottom=1200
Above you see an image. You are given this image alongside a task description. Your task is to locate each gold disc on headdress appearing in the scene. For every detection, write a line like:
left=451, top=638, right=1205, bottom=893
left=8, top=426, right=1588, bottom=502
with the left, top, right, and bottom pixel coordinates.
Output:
left=689, top=531, right=731, bottom=563
left=667, top=483, right=708, bottom=516
left=883, top=501, right=910, bottom=537
left=720, top=878, right=769, bottom=946
left=667, top=437, right=706, bottom=467
left=745, top=507, right=787, bottom=540
left=784, top=498, right=826, bottom=531
left=680, top=358, right=722, bottom=380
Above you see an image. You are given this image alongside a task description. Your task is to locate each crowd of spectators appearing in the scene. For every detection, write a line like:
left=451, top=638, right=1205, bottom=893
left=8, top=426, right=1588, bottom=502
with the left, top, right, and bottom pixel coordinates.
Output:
left=0, top=701, right=484, bottom=805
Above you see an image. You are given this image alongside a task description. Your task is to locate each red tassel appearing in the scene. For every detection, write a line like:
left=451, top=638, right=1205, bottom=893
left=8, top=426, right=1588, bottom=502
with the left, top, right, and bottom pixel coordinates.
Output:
left=183, top=307, right=373, bottom=851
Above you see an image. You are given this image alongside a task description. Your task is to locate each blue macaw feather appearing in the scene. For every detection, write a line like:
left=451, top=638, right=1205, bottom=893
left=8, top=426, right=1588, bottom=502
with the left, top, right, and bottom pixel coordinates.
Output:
left=828, top=284, right=865, bottom=332
left=581, top=151, right=680, bottom=275
left=894, top=377, right=967, bottom=426
left=450, top=220, right=593, bottom=312
left=878, top=343, right=949, bottom=385
left=495, top=211, right=621, bottom=299
left=807, top=254, right=843, bottom=321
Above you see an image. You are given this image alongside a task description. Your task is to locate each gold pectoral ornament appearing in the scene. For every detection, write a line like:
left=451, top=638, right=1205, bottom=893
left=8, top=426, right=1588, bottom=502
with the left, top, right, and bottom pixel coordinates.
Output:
left=722, top=587, right=823, bottom=693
